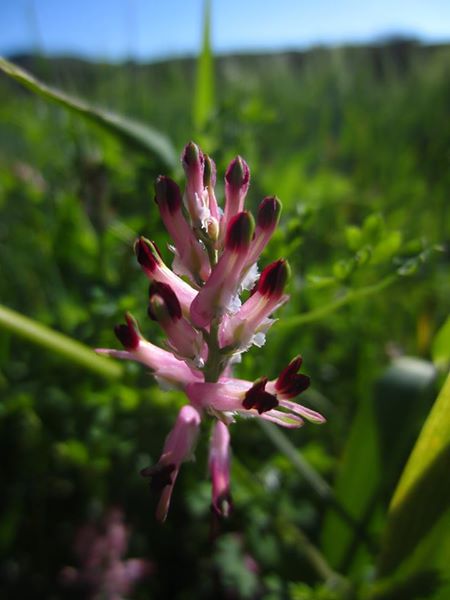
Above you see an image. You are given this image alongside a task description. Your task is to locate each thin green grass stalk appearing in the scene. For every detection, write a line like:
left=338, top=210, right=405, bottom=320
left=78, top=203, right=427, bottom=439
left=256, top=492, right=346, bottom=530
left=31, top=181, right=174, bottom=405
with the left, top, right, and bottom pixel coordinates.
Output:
left=0, top=304, right=122, bottom=379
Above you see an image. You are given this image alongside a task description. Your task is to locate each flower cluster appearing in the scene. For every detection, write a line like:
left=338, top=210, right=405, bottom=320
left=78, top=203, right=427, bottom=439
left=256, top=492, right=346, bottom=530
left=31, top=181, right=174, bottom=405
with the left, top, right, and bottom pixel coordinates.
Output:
left=61, top=508, right=153, bottom=599
left=97, top=142, right=325, bottom=521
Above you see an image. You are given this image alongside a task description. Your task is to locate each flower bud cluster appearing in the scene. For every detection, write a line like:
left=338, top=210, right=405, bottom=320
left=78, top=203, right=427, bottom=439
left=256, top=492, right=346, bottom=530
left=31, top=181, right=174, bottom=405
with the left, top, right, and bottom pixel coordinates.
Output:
left=97, top=142, right=325, bottom=521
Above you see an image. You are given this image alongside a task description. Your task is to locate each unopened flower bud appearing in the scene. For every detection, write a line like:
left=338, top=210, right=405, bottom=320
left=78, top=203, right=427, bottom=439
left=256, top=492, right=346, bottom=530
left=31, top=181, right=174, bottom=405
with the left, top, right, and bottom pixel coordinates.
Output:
left=257, top=196, right=282, bottom=230
left=148, top=282, right=182, bottom=322
left=182, top=142, right=207, bottom=225
left=114, top=313, right=141, bottom=350
left=182, top=141, right=204, bottom=172
left=135, top=237, right=162, bottom=273
left=221, top=157, right=251, bottom=243
left=257, top=259, right=290, bottom=297
left=225, top=212, right=255, bottom=253
left=203, top=154, right=217, bottom=188
left=155, top=176, right=182, bottom=215
left=225, top=156, right=250, bottom=190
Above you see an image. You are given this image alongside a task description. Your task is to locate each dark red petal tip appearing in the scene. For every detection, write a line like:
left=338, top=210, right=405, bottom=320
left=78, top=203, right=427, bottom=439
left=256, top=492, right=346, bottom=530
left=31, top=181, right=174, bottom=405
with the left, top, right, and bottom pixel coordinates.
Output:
left=257, top=259, right=290, bottom=296
left=225, top=156, right=250, bottom=189
left=114, top=313, right=140, bottom=350
left=141, top=463, right=176, bottom=492
left=257, top=196, right=282, bottom=230
left=148, top=281, right=182, bottom=321
left=225, top=211, right=255, bottom=252
left=155, top=176, right=182, bottom=214
left=243, top=377, right=278, bottom=414
left=203, top=154, right=217, bottom=187
left=275, top=356, right=310, bottom=398
left=134, top=237, right=161, bottom=272
left=182, top=141, right=204, bottom=168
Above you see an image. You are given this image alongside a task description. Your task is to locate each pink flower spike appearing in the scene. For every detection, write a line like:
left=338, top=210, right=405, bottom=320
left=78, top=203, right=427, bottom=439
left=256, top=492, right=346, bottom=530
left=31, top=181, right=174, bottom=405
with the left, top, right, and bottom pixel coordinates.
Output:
left=220, top=156, right=250, bottom=242
left=190, top=212, right=255, bottom=328
left=141, top=405, right=201, bottom=522
left=220, top=259, right=290, bottom=350
left=182, top=141, right=209, bottom=226
left=245, top=196, right=282, bottom=266
left=148, top=282, right=205, bottom=365
left=135, top=237, right=197, bottom=315
left=209, top=420, right=232, bottom=517
left=96, top=313, right=202, bottom=389
left=155, top=176, right=211, bottom=283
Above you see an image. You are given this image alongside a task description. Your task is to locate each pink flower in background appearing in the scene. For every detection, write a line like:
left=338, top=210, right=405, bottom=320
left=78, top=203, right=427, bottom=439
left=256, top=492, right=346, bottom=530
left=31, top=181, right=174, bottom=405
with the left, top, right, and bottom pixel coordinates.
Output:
left=61, top=508, right=153, bottom=600
left=96, top=142, right=326, bottom=520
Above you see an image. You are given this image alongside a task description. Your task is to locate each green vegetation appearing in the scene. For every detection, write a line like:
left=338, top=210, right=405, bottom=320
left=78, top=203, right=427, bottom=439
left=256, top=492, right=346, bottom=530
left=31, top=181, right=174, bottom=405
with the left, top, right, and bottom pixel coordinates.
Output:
left=0, top=37, right=449, bottom=599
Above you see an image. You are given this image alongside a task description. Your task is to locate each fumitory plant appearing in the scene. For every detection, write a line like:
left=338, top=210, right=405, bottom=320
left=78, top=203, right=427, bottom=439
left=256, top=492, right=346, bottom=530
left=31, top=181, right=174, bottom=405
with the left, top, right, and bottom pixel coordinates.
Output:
left=97, top=142, right=325, bottom=521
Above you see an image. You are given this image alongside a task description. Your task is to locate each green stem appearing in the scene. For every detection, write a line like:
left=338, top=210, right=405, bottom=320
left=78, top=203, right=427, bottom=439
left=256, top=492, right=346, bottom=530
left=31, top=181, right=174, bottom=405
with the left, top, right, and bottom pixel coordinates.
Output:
left=0, top=304, right=122, bottom=379
left=279, top=274, right=397, bottom=329
left=203, top=320, right=223, bottom=382
left=196, top=226, right=217, bottom=269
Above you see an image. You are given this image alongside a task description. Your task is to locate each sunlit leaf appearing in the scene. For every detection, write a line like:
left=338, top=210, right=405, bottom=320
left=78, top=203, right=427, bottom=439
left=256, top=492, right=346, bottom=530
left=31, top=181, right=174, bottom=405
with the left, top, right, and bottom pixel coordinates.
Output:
left=321, top=358, right=436, bottom=572
left=432, top=316, right=450, bottom=370
left=377, top=372, right=450, bottom=577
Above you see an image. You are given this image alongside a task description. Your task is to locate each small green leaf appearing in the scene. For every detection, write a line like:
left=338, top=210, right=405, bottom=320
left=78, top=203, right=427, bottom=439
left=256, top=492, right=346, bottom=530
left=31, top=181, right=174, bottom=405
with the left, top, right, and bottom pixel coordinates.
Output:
left=345, top=225, right=363, bottom=251
left=333, top=259, right=353, bottom=281
left=56, top=439, right=89, bottom=466
left=371, top=231, right=402, bottom=263
left=0, top=57, right=177, bottom=168
left=363, top=213, right=385, bottom=241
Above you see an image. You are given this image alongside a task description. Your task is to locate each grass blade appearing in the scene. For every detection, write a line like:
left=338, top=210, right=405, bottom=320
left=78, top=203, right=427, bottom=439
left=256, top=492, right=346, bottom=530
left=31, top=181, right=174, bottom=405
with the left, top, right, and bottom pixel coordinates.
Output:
left=0, top=56, right=177, bottom=168
left=193, top=0, right=215, bottom=132
left=378, top=372, right=450, bottom=577
left=0, top=304, right=122, bottom=380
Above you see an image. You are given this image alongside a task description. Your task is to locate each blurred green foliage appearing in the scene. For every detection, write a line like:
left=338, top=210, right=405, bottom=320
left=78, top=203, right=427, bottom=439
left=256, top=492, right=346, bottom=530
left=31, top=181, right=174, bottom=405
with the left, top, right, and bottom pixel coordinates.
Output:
left=0, top=38, right=449, bottom=599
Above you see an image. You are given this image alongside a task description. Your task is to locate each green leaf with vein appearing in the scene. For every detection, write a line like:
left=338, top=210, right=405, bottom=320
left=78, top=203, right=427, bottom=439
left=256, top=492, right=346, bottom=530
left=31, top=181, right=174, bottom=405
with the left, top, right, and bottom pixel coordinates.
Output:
left=0, top=56, right=177, bottom=168
left=0, top=304, right=122, bottom=380
left=377, top=372, right=450, bottom=578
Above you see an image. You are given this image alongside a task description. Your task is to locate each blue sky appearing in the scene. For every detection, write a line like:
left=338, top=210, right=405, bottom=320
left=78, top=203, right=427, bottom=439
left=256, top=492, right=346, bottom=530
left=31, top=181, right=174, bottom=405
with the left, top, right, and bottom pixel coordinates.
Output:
left=1, top=0, right=450, bottom=61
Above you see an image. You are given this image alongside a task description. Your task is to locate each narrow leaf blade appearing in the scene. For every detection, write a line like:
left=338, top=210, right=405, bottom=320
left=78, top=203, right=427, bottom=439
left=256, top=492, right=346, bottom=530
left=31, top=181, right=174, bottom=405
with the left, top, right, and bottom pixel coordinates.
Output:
left=378, top=372, right=450, bottom=576
left=0, top=56, right=177, bottom=168
left=193, top=0, right=215, bottom=132
left=0, top=304, right=122, bottom=380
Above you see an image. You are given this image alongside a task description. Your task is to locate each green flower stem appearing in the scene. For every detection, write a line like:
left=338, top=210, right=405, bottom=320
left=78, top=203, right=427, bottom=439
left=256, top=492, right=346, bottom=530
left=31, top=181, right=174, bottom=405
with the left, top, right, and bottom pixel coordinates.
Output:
left=0, top=304, right=122, bottom=379
left=203, top=319, right=223, bottom=382
left=279, top=274, right=397, bottom=329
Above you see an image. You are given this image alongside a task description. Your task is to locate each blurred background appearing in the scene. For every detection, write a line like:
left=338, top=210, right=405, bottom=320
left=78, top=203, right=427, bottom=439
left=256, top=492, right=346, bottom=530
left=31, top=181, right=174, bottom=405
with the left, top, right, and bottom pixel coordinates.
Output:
left=0, top=1, right=449, bottom=599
